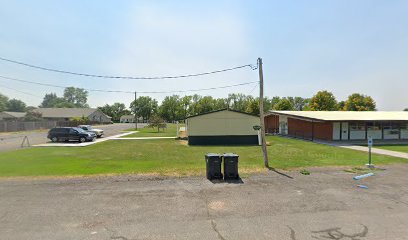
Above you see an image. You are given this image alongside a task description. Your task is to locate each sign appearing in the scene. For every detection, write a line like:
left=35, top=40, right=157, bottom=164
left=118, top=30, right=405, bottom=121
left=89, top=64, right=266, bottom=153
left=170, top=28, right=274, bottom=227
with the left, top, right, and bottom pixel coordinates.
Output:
left=253, top=125, right=261, bottom=131
left=367, top=137, right=373, bottom=147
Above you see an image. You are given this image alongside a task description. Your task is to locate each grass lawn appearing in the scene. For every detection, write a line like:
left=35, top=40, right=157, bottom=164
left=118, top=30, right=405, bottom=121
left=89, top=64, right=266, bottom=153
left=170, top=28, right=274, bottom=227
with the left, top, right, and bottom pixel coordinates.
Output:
left=374, top=145, right=408, bottom=153
left=123, top=123, right=180, bottom=137
left=0, top=136, right=406, bottom=177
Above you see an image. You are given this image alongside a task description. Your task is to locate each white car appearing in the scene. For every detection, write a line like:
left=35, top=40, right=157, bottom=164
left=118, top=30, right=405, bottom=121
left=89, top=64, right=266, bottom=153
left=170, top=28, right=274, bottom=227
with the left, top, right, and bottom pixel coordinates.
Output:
left=78, top=125, right=104, bottom=138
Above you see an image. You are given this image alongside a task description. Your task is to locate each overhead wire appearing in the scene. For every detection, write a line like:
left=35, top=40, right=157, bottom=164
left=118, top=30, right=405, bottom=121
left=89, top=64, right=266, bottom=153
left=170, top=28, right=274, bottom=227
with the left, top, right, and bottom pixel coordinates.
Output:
left=0, top=56, right=257, bottom=79
left=0, top=75, right=259, bottom=94
left=0, top=83, right=43, bottom=98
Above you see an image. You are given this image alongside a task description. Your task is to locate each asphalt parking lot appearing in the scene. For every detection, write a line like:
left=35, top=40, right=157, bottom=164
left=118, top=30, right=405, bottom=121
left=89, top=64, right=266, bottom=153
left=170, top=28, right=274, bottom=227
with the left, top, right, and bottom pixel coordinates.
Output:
left=1, top=164, right=408, bottom=240
left=0, top=123, right=138, bottom=152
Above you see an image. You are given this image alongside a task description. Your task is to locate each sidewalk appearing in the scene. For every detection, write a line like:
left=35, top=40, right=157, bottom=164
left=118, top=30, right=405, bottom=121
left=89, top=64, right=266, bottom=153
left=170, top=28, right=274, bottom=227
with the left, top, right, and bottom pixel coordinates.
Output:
left=315, top=140, right=408, bottom=159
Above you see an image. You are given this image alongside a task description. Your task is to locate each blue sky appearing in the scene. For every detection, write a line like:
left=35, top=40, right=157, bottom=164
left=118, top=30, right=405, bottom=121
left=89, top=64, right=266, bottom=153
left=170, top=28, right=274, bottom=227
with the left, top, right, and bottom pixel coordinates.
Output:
left=0, top=0, right=407, bottom=110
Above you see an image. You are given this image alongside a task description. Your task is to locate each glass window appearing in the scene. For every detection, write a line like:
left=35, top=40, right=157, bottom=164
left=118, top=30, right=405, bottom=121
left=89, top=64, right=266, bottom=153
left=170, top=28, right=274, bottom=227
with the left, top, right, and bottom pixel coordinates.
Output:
left=400, top=123, right=408, bottom=130
left=367, top=122, right=381, bottom=131
left=350, top=123, right=365, bottom=131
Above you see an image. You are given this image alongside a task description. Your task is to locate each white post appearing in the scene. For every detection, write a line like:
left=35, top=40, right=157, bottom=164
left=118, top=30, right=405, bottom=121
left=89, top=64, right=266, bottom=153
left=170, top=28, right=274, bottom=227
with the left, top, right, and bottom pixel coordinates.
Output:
left=176, top=121, right=179, bottom=138
left=257, top=130, right=262, bottom=146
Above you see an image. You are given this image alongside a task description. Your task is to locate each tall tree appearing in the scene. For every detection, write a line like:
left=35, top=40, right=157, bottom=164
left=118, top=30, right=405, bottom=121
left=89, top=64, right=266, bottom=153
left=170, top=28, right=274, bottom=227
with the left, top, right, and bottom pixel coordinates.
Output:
left=273, top=98, right=294, bottom=110
left=195, top=96, right=216, bottom=114
left=63, top=87, right=89, bottom=107
left=343, top=93, right=376, bottom=111
left=40, top=93, right=59, bottom=107
left=0, top=93, right=9, bottom=112
left=180, top=95, right=192, bottom=120
left=159, top=95, right=182, bottom=122
left=309, top=90, right=338, bottom=111
left=7, top=99, right=27, bottom=112
left=130, top=96, right=158, bottom=121
left=98, top=103, right=130, bottom=122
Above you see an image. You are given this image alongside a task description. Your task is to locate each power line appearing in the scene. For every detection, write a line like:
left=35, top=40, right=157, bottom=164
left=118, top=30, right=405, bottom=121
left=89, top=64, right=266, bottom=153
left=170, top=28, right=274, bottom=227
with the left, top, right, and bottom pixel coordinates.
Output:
left=0, top=75, right=259, bottom=94
left=0, top=83, right=43, bottom=98
left=0, top=56, right=257, bottom=79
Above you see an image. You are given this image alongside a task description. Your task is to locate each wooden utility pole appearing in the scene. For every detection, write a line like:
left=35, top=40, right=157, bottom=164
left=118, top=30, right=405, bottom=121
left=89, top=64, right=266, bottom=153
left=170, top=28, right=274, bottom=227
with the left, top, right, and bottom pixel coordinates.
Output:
left=134, top=91, right=138, bottom=130
left=258, top=57, right=269, bottom=168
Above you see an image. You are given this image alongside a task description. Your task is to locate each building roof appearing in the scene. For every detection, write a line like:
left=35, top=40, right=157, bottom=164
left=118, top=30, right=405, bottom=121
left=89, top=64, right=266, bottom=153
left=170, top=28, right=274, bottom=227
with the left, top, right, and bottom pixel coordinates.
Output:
left=34, top=108, right=104, bottom=118
left=120, top=115, right=135, bottom=119
left=186, top=108, right=259, bottom=119
left=0, top=111, right=26, bottom=118
left=268, top=111, right=408, bottom=121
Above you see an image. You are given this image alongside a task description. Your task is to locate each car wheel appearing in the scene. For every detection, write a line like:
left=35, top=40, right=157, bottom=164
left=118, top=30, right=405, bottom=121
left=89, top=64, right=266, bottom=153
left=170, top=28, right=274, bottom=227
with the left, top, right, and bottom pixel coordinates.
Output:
left=79, top=137, right=86, bottom=143
left=51, top=137, right=58, bottom=142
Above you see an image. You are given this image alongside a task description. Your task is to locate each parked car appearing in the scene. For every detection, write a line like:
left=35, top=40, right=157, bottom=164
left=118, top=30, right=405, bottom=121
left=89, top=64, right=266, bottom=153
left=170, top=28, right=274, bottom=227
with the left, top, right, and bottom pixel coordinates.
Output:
left=78, top=125, right=104, bottom=138
left=47, top=127, right=96, bottom=143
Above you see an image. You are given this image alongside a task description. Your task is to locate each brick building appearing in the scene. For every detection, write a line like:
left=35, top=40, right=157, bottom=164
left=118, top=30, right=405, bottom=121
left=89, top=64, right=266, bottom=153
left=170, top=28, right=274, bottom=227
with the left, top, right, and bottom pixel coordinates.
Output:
left=265, top=111, right=408, bottom=141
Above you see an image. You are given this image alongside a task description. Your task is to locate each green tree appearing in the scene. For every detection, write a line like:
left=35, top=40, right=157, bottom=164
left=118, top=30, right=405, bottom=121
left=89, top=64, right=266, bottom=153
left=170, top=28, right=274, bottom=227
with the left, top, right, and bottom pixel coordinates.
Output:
left=24, top=111, right=43, bottom=121
left=245, top=96, right=260, bottom=115
left=180, top=95, right=192, bottom=120
left=159, top=95, right=182, bottom=122
left=7, top=99, right=26, bottom=112
left=273, top=98, right=294, bottom=110
left=148, top=114, right=167, bottom=132
left=0, top=93, right=9, bottom=112
left=309, top=90, right=338, bottom=111
left=130, top=96, right=158, bottom=122
left=63, top=87, right=89, bottom=107
left=40, top=93, right=60, bottom=107
left=404, top=108, right=408, bottom=111
left=195, top=96, right=216, bottom=114
left=98, top=103, right=130, bottom=122
left=228, top=93, right=247, bottom=112
left=343, top=93, right=376, bottom=111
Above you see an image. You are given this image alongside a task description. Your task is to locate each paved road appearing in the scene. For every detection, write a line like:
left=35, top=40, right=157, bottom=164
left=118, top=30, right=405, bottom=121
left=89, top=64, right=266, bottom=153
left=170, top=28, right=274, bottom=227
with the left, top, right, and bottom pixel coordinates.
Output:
left=1, top=165, right=408, bottom=240
left=0, top=123, right=140, bottom=152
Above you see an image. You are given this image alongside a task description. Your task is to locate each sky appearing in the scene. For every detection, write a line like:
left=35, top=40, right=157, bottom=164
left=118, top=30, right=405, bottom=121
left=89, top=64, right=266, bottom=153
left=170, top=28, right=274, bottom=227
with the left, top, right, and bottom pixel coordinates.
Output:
left=0, top=0, right=407, bottom=110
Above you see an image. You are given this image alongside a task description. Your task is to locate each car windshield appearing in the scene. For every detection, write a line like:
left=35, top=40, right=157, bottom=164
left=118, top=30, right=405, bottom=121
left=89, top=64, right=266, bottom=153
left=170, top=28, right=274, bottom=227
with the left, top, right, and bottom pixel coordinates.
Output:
left=73, top=127, right=87, bottom=133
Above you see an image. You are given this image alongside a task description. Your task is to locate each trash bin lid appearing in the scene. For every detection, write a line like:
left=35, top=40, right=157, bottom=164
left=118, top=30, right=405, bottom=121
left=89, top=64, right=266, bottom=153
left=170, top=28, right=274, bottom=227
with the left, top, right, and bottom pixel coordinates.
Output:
left=223, top=153, right=238, bottom=157
left=206, top=153, right=221, bottom=157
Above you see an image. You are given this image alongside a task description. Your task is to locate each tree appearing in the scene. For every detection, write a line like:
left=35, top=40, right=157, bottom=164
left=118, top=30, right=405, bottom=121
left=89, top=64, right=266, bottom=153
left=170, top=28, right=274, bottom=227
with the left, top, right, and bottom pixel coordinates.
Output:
left=343, top=93, right=376, bottom=111
left=40, top=93, right=60, bottom=107
left=159, top=95, right=182, bottom=122
left=309, top=90, right=338, bottom=111
left=130, top=97, right=158, bottom=122
left=148, top=114, right=166, bottom=132
left=98, top=103, right=130, bottom=122
left=273, top=98, right=294, bottom=110
left=7, top=99, right=26, bottom=112
left=180, top=96, right=192, bottom=120
left=228, top=93, right=247, bottom=112
left=292, top=97, right=309, bottom=111
left=24, top=111, right=43, bottom=121
left=0, top=93, right=9, bottom=112
left=246, top=96, right=260, bottom=115
left=404, top=108, right=408, bottom=111
left=63, top=87, right=89, bottom=107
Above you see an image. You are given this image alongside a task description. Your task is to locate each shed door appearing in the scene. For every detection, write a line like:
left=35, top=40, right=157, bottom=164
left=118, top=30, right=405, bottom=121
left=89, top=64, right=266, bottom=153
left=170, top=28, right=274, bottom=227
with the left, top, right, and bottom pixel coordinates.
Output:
left=332, top=122, right=340, bottom=140
left=341, top=122, right=349, bottom=140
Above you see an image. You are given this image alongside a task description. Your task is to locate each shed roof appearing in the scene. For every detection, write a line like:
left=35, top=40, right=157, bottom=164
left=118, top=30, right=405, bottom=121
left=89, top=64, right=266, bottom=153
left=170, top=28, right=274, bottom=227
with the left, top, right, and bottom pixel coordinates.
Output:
left=186, top=109, right=259, bottom=119
left=268, top=111, right=408, bottom=121
left=34, top=108, right=103, bottom=118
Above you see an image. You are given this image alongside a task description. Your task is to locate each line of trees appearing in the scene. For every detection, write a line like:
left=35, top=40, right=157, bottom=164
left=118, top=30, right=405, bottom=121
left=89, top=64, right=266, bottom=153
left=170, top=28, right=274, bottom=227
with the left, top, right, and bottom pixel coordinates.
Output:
left=1, top=88, right=383, bottom=123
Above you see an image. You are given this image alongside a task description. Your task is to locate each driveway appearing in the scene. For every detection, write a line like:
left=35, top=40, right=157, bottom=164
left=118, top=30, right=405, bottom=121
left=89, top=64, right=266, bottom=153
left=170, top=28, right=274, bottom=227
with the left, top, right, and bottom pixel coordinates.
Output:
left=0, top=123, right=140, bottom=152
left=1, top=165, right=408, bottom=240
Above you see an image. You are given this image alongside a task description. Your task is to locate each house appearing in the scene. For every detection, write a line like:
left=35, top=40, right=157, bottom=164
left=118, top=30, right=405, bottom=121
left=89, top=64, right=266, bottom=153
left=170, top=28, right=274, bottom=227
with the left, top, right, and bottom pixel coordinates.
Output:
left=0, top=111, right=26, bottom=121
left=185, top=109, right=260, bottom=145
left=33, top=108, right=111, bottom=123
left=265, top=111, right=408, bottom=141
left=120, top=115, right=135, bottom=123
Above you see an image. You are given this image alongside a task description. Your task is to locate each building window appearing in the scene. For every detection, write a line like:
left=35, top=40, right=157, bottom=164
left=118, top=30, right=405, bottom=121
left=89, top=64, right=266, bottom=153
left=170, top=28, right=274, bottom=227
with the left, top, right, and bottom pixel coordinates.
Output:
left=400, top=123, right=408, bottom=130
left=350, top=123, right=365, bottom=131
left=367, top=122, right=381, bottom=131
left=383, top=124, right=399, bottom=135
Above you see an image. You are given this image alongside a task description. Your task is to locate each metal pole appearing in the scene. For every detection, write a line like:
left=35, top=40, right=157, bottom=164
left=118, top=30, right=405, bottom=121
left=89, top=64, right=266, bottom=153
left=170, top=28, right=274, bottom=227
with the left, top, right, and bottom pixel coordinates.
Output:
left=134, top=91, right=138, bottom=130
left=369, top=146, right=372, bottom=165
left=258, top=57, right=269, bottom=168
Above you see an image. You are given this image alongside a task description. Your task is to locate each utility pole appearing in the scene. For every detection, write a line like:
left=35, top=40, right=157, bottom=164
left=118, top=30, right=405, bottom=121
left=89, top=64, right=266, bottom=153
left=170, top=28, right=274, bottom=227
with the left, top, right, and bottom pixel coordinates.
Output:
left=258, top=57, right=269, bottom=168
left=134, top=91, right=138, bottom=130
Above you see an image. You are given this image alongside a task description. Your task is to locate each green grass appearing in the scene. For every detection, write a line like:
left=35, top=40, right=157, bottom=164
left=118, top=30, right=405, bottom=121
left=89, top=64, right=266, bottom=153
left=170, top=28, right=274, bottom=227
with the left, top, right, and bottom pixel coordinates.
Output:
left=374, top=145, right=408, bottom=153
left=122, top=123, right=181, bottom=137
left=0, top=136, right=406, bottom=177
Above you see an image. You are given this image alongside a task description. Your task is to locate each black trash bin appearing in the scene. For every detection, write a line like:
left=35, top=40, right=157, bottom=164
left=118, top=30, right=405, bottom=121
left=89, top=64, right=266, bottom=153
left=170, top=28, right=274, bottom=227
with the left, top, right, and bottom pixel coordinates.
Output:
left=205, top=153, right=223, bottom=180
left=223, top=153, right=239, bottom=180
